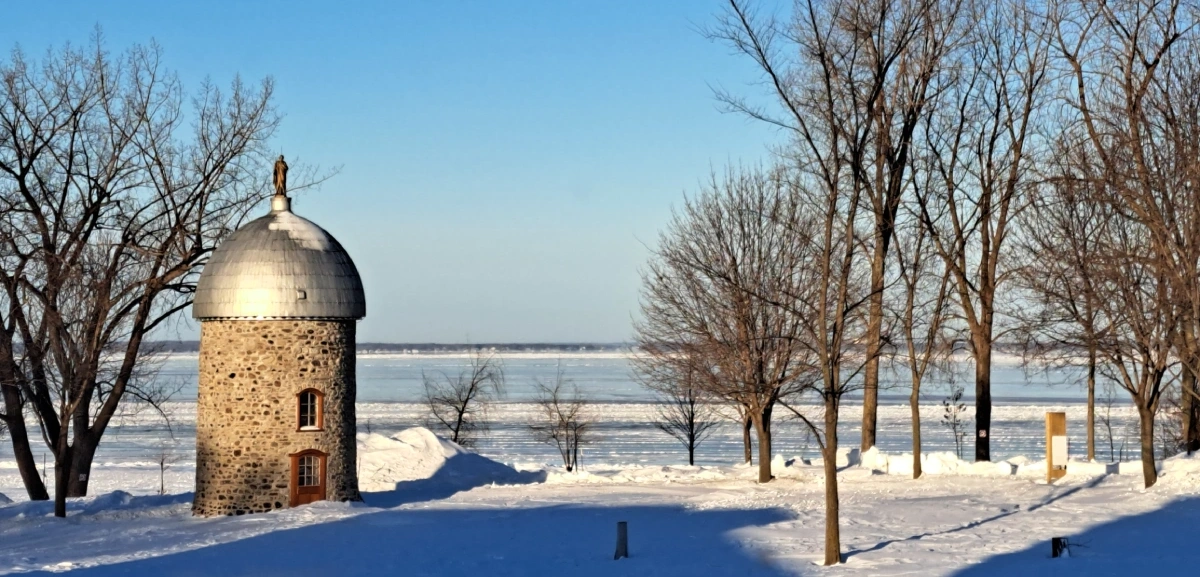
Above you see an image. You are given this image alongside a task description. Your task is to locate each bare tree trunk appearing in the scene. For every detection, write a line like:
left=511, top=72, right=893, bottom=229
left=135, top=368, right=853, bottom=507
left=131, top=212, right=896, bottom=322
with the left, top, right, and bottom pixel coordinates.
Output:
left=862, top=245, right=886, bottom=452
left=974, top=338, right=992, bottom=462
left=910, top=384, right=922, bottom=479
left=1087, top=347, right=1097, bottom=461
left=1, top=389, right=49, bottom=500
left=66, top=437, right=99, bottom=497
left=822, top=396, right=841, bottom=565
left=53, top=439, right=72, bottom=518
left=1182, top=357, right=1200, bottom=454
left=687, top=428, right=697, bottom=466
left=1138, top=405, right=1158, bottom=488
left=743, top=415, right=753, bottom=465
left=452, top=411, right=465, bottom=444
left=753, top=408, right=773, bottom=483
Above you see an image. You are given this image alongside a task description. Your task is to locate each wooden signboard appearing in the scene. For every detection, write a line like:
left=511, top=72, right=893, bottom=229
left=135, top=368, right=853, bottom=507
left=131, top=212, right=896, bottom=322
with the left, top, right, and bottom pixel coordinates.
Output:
left=1046, top=412, right=1067, bottom=483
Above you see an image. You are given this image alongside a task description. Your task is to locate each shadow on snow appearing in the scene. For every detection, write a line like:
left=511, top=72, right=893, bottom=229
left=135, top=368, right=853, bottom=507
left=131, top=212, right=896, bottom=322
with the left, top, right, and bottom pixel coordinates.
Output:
left=949, top=491, right=1200, bottom=576
left=16, top=503, right=794, bottom=577
left=360, top=450, right=547, bottom=508
left=844, top=475, right=1109, bottom=562
left=7, top=453, right=791, bottom=576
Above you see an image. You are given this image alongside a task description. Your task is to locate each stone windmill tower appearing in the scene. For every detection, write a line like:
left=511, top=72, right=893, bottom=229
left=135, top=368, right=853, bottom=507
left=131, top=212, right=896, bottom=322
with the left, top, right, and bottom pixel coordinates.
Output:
left=191, top=158, right=365, bottom=516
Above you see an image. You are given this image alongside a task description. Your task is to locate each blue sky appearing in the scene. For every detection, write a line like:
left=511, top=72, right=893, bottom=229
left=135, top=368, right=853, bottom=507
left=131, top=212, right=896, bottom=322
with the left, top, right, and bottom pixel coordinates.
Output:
left=3, top=1, right=780, bottom=343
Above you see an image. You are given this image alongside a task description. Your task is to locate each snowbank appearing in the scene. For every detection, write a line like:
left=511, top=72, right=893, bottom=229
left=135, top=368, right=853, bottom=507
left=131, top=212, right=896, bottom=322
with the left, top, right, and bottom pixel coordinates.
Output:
left=356, top=428, right=545, bottom=495
left=357, top=428, right=465, bottom=491
left=1157, top=452, right=1200, bottom=490
left=857, top=447, right=1026, bottom=477
left=543, top=464, right=734, bottom=485
left=82, top=490, right=135, bottom=514
left=0, top=490, right=191, bottom=521
left=535, top=446, right=1194, bottom=486
left=852, top=446, right=1200, bottom=482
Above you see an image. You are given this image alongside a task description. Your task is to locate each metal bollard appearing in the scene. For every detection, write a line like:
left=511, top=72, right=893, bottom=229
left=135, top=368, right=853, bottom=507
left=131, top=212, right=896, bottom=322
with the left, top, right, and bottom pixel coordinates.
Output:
left=614, top=521, right=629, bottom=560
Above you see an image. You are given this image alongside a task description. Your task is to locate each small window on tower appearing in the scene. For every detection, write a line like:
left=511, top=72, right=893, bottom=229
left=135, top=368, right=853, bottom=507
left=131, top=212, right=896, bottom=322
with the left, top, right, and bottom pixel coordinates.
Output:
left=297, top=389, right=324, bottom=431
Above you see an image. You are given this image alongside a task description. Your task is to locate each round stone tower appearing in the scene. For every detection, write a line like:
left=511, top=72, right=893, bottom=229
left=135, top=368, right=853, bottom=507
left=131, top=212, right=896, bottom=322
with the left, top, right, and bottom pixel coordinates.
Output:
left=191, top=190, right=365, bottom=516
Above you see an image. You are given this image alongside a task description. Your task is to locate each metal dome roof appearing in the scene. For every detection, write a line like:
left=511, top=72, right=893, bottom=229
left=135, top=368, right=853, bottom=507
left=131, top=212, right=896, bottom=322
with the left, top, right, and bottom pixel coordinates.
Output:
left=192, top=196, right=366, bottom=320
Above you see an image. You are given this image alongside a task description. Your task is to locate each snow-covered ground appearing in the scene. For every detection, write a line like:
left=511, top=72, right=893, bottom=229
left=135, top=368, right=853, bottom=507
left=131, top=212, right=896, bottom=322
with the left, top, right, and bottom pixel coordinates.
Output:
left=0, top=353, right=1174, bottom=574
left=2, top=427, right=1198, bottom=576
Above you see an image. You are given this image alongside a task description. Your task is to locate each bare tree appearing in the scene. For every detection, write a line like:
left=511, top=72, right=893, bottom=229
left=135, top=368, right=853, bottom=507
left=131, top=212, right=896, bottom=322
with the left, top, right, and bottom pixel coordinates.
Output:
left=635, top=359, right=719, bottom=466
left=0, top=36, right=296, bottom=516
left=773, top=162, right=870, bottom=567
left=1048, top=0, right=1200, bottom=485
left=1025, top=133, right=1177, bottom=487
left=915, top=0, right=1051, bottom=462
left=529, top=364, right=593, bottom=472
left=422, top=349, right=505, bottom=447
left=710, top=0, right=938, bottom=560
left=151, top=440, right=182, bottom=496
left=1097, top=378, right=1120, bottom=463
left=708, top=0, right=964, bottom=453
left=1058, top=161, right=1180, bottom=486
left=1051, top=0, right=1200, bottom=456
left=635, top=167, right=812, bottom=485
left=1093, top=235, right=1178, bottom=488
left=1014, top=137, right=1113, bottom=462
left=940, top=384, right=969, bottom=459
left=889, top=206, right=953, bottom=478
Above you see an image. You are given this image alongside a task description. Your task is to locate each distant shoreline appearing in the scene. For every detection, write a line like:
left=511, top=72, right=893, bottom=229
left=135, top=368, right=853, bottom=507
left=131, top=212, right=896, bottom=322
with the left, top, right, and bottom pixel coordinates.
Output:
left=153, top=345, right=1042, bottom=365
left=148, top=341, right=633, bottom=355
left=113, top=396, right=1105, bottom=407
left=158, top=350, right=638, bottom=360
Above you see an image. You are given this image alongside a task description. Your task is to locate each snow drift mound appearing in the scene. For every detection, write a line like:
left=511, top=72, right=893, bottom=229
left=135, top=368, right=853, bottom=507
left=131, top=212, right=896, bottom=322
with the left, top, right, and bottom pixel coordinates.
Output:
left=858, top=447, right=1024, bottom=476
left=1158, top=452, right=1200, bottom=489
left=0, top=490, right=191, bottom=521
left=82, top=491, right=134, bottom=514
left=357, top=428, right=545, bottom=495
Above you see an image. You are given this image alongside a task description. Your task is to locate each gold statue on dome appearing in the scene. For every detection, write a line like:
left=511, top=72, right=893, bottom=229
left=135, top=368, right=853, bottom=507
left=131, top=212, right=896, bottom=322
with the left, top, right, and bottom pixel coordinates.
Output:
left=273, top=155, right=288, bottom=196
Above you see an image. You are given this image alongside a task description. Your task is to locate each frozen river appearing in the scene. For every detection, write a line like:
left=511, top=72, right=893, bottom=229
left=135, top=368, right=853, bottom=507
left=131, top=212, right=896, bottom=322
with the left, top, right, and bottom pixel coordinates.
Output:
left=158, top=351, right=1094, bottom=404
left=19, top=353, right=1136, bottom=471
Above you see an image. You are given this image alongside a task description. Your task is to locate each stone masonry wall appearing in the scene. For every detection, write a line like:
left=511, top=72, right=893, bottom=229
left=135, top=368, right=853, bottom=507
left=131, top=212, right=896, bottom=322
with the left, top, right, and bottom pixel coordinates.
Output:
left=193, top=319, right=360, bottom=516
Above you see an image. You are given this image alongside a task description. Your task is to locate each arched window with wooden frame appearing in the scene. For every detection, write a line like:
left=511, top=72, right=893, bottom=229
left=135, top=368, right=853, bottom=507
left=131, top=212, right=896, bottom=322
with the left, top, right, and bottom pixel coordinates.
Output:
left=289, top=449, right=327, bottom=506
left=297, top=388, right=324, bottom=431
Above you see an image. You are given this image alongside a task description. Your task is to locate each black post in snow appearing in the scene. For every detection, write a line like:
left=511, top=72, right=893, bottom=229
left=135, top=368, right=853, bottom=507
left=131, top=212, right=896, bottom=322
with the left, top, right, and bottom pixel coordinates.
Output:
left=614, top=521, right=629, bottom=560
